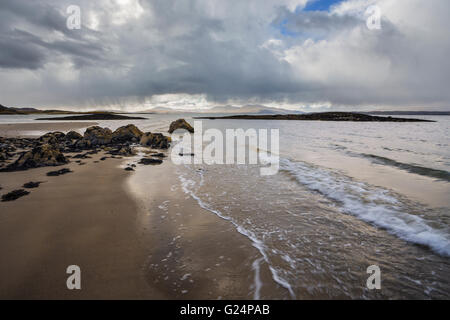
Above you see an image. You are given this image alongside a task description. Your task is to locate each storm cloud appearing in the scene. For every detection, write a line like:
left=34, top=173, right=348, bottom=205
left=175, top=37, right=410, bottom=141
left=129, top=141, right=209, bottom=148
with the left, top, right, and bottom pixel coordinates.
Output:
left=0, top=0, right=449, bottom=110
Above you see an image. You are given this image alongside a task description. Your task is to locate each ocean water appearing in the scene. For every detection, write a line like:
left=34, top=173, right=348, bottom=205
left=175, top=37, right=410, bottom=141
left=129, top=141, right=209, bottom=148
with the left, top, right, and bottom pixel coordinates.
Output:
left=171, top=116, right=450, bottom=299
left=3, top=113, right=449, bottom=298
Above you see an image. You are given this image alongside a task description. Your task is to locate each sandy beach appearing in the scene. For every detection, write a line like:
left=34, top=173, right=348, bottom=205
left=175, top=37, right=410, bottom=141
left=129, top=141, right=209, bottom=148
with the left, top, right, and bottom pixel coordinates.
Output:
left=0, top=122, right=276, bottom=299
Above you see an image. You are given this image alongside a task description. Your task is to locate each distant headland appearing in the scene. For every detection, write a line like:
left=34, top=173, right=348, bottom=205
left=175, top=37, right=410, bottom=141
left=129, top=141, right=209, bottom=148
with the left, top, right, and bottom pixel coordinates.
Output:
left=195, top=112, right=435, bottom=122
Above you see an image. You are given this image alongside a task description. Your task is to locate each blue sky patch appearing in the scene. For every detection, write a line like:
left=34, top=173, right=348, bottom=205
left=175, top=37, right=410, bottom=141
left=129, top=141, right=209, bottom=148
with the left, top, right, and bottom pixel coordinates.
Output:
left=303, top=0, right=344, bottom=12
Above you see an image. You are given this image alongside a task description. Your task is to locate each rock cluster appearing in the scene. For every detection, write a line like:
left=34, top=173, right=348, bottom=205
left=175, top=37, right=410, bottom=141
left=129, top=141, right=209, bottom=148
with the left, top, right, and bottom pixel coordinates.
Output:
left=3, top=143, right=68, bottom=171
left=0, top=123, right=174, bottom=174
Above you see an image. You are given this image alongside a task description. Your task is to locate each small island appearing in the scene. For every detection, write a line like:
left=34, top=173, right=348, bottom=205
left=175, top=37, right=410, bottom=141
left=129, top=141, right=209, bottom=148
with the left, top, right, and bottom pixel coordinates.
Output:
left=195, top=112, right=435, bottom=122
left=36, top=113, right=147, bottom=121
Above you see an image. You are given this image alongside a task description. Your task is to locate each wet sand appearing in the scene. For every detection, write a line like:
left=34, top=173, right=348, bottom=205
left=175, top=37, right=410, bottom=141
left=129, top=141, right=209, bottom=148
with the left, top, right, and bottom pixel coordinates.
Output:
left=0, top=153, right=159, bottom=299
left=126, top=159, right=286, bottom=299
left=0, top=122, right=98, bottom=137
left=0, top=125, right=274, bottom=299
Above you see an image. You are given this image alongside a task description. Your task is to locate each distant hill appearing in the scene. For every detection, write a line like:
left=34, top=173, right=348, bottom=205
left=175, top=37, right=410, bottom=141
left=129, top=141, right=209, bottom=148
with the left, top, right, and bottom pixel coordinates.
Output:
left=144, top=105, right=303, bottom=115
left=367, top=111, right=450, bottom=116
left=0, top=104, right=25, bottom=114
left=0, top=104, right=123, bottom=115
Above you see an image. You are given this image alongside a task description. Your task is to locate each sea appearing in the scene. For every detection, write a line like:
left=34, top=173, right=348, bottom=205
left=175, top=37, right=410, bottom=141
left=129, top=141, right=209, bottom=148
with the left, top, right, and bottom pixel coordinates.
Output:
left=2, top=113, right=449, bottom=299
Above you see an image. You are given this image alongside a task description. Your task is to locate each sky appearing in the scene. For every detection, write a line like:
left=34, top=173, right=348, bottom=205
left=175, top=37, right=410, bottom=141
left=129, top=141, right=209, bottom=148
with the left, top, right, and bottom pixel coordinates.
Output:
left=0, top=0, right=449, bottom=111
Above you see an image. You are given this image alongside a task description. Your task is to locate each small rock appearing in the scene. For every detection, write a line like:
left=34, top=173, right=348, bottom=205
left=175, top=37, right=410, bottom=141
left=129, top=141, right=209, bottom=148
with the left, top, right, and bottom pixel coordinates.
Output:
left=139, top=158, right=163, bottom=165
left=47, top=168, right=72, bottom=176
left=108, top=146, right=134, bottom=157
left=125, top=167, right=135, bottom=171
left=151, top=153, right=166, bottom=158
left=23, top=181, right=42, bottom=188
left=2, top=189, right=30, bottom=202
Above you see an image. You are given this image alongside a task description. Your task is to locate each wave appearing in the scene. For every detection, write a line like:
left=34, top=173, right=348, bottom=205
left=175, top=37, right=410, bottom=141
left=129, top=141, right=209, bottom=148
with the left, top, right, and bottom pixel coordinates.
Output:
left=177, top=169, right=296, bottom=299
left=280, top=158, right=450, bottom=257
left=355, top=153, right=450, bottom=182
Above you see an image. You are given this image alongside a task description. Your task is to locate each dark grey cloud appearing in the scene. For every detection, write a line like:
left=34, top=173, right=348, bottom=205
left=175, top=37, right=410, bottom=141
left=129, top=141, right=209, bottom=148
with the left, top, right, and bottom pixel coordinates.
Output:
left=0, top=33, right=46, bottom=69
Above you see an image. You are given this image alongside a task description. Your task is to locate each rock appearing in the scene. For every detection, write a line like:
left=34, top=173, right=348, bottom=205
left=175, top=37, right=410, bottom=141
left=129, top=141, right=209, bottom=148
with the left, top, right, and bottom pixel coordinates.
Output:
left=112, top=124, right=143, bottom=143
left=138, top=158, right=163, bottom=165
left=108, top=146, right=135, bottom=156
left=83, top=126, right=113, bottom=146
left=23, top=181, right=42, bottom=188
left=66, top=131, right=83, bottom=140
left=47, top=168, right=72, bottom=176
left=72, top=152, right=92, bottom=159
left=0, top=151, right=13, bottom=161
left=2, top=189, right=30, bottom=201
left=124, top=167, right=134, bottom=171
left=151, top=153, right=166, bottom=158
left=140, top=132, right=171, bottom=149
left=39, top=132, right=65, bottom=144
left=100, top=157, right=108, bottom=161
left=2, top=144, right=68, bottom=171
left=168, top=119, right=194, bottom=133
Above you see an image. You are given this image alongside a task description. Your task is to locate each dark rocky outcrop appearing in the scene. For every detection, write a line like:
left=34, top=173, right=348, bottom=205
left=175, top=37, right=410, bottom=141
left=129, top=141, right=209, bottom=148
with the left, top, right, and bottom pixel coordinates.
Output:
left=140, top=132, right=171, bottom=149
left=168, top=118, right=194, bottom=133
left=1, top=144, right=68, bottom=171
left=112, top=124, right=143, bottom=143
left=2, top=189, right=30, bottom=201
left=0, top=124, right=170, bottom=173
